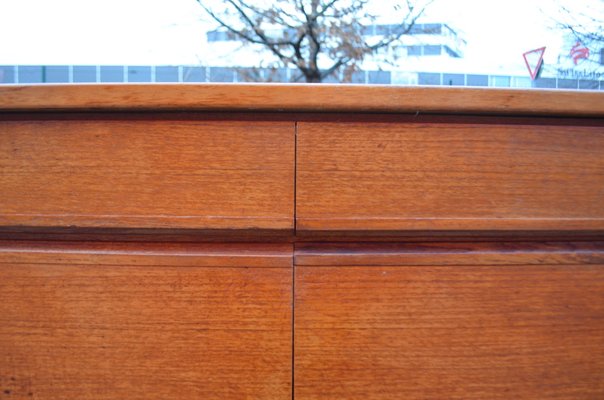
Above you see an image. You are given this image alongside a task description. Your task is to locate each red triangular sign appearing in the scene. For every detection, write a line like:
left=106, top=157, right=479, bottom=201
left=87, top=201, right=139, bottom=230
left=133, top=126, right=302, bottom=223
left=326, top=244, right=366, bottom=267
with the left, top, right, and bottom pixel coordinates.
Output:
left=523, top=47, right=546, bottom=80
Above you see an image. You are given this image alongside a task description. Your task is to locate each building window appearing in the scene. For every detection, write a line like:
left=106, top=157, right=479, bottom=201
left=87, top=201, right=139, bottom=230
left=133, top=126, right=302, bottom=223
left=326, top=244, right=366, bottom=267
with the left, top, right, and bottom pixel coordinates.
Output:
left=390, top=25, right=408, bottom=35
left=18, top=66, right=43, bottom=83
left=533, top=77, right=556, bottom=88
left=100, top=66, right=124, bottom=82
left=491, top=75, right=510, bottom=87
left=422, top=23, right=442, bottom=34
left=206, top=30, right=236, bottom=42
left=375, top=24, right=390, bottom=36
left=128, top=66, right=151, bottom=82
left=408, top=24, right=423, bottom=34
left=423, top=45, right=441, bottom=55
left=579, top=80, right=599, bottom=89
left=73, top=66, right=96, bottom=82
left=45, top=66, right=69, bottom=83
left=408, top=23, right=443, bottom=35
left=210, top=67, right=236, bottom=82
left=443, top=73, right=463, bottom=86
left=156, top=66, right=179, bottom=82
left=418, top=72, right=440, bottom=85
left=347, top=71, right=366, bottom=84
left=0, top=66, right=15, bottom=83
left=361, top=26, right=374, bottom=36
left=467, top=74, right=488, bottom=86
left=183, top=67, right=205, bottom=82
left=368, top=70, right=391, bottom=84
left=206, top=31, right=218, bottom=41
left=512, top=76, right=532, bottom=88
left=407, top=46, right=422, bottom=56
left=557, top=79, right=578, bottom=89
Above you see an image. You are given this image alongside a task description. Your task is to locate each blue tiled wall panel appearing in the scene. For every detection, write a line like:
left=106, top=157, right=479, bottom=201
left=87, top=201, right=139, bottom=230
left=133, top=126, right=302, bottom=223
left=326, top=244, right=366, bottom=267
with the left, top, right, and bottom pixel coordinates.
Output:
left=0, top=66, right=15, bottom=83
left=18, top=66, right=43, bottom=83
left=443, top=73, right=464, bottom=86
left=183, top=67, right=205, bottom=82
left=128, top=66, right=151, bottom=82
left=73, top=66, right=97, bottom=82
left=418, top=72, right=440, bottom=85
left=466, top=74, right=488, bottom=86
left=100, top=66, right=124, bottom=82
left=45, top=66, right=69, bottom=83
left=579, top=80, right=599, bottom=89
left=369, top=70, right=391, bottom=84
left=534, top=78, right=557, bottom=88
left=209, top=67, right=235, bottom=82
left=558, top=79, right=578, bottom=89
left=156, top=66, right=179, bottom=82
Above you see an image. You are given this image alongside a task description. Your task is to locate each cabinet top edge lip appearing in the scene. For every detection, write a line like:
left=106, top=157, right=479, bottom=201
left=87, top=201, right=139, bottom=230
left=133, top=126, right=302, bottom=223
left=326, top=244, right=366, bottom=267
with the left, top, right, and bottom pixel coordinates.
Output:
left=0, top=84, right=602, bottom=117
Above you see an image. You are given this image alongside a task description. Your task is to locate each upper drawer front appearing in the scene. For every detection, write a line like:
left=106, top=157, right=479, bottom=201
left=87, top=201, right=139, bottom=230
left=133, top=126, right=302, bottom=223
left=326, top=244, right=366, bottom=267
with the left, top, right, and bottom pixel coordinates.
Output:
left=0, top=120, right=294, bottom=230
left=297, top=121, right=604, bottom=231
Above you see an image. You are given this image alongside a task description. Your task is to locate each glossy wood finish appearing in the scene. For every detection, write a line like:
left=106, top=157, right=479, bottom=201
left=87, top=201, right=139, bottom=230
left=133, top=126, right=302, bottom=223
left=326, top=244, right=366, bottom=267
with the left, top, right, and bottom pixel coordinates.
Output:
left=2, top=85, right=604, bottom=399
left=0, top=120, right=294, bottom=230
left=297, top=121, right=604, bottom=232
left=0, top=242, right=292, bottom=399
left=295, top=243, right=604, bottom=399
left=1, top=84, right=604, bottom=117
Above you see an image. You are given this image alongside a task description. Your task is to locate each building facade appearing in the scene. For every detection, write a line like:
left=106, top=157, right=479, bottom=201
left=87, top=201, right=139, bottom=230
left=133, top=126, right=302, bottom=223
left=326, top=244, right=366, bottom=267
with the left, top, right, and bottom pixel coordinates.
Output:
left=1, top=23, right=602, bottom=89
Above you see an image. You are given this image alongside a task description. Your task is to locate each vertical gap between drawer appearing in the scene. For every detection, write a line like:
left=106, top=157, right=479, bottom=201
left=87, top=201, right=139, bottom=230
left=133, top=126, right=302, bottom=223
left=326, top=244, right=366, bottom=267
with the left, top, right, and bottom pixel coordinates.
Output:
left=292, top=121, right=298, bottom=400
left=294, top=121, right=298, bottom=234
left=292, top=244, right=296, bottom=400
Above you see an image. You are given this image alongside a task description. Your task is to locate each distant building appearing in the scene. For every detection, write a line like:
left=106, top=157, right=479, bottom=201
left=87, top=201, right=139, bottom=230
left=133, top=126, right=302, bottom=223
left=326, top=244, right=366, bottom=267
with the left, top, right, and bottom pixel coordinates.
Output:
left=1, top=25, right=602, bottom=89
left=204, top=22, right=465, bottom=76
left=207, top=22, right=465, bottom=59
left=2, top=63, right=601, bottom=90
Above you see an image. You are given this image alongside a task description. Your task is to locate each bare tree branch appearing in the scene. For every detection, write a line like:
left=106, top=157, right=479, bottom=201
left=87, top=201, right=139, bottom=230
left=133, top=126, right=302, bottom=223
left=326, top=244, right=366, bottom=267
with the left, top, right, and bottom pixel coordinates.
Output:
left=550, top=2, right=604, bottom=45
left=198, top=0, right=433, bottom=82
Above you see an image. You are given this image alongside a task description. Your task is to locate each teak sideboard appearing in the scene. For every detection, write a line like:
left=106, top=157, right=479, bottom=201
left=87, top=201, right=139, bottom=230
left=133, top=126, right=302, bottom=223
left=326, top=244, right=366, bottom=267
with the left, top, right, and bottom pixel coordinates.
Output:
left=0, top=84, right=603, bottom=399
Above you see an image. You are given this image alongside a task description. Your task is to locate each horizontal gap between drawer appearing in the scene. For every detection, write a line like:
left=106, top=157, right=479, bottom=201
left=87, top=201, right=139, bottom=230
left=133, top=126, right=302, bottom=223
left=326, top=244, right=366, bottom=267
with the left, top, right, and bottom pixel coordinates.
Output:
left=0, top=241, right=294, bottom=268
left=295, top=241, right=604, bottom=266
left=1, top=112, right=603, bottom=126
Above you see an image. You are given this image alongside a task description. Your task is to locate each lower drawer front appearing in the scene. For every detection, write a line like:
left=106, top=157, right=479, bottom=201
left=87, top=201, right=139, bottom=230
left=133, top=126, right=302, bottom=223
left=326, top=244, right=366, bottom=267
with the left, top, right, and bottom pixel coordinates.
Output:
left=295, top=259, right=604, bottom=399
left=0, top=243, right=292, bottom=400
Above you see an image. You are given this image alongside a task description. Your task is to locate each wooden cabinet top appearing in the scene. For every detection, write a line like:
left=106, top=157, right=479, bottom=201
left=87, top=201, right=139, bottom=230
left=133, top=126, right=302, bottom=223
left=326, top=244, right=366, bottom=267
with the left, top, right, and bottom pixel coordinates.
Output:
left=1, top=84, right=603, bottom=117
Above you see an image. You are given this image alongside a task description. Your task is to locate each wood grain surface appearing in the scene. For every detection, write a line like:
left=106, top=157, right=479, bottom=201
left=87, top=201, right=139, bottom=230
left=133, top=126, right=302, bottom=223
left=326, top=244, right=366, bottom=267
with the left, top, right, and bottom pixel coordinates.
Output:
left=0, top=242, right=292, bottom=399
left=295, top=256, right=604, bottom=399
left=2, top=85, right=604, bottom=399
left=0, top=120, right=294, bottom=230
left=0, top=85, right=603, bottom=117
left=297, top=121, right=604, bottom=232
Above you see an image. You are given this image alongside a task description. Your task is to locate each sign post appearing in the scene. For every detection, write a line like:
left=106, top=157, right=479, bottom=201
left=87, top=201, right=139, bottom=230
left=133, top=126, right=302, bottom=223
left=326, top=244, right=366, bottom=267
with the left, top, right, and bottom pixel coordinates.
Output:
left=523, top=47, right=546, bottom=80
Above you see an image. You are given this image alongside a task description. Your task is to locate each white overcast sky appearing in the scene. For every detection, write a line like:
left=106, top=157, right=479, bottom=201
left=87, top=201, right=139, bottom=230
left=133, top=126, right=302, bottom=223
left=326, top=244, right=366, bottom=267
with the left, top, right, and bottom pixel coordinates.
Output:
left=0, top=0, right=598, bottom=74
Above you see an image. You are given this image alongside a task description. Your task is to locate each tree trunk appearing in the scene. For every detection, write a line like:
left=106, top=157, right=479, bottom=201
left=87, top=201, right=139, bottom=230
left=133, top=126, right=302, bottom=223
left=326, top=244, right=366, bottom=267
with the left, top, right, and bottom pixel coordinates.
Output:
left=305, top=72, right=322, bottom=83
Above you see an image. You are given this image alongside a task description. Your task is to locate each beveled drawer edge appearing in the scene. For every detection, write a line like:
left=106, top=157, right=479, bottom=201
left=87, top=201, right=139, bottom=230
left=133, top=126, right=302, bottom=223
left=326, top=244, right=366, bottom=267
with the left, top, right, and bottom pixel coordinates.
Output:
left=295, top=241, right=604, bottom=266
